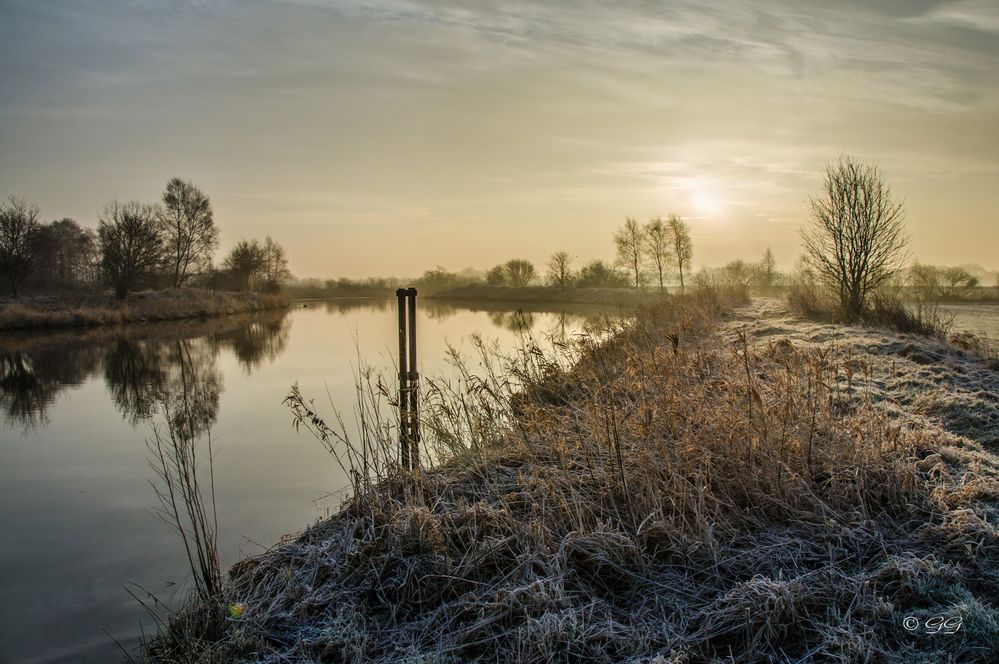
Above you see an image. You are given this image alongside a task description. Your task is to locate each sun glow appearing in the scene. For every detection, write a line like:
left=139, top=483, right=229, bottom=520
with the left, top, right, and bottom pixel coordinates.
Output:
left=690, top=183, right=724, bottom=217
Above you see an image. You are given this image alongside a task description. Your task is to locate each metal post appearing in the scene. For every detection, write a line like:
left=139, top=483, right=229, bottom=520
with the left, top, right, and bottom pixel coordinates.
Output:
left=396, top=288, right=410, bottom=469
left=406, top=288, right=419, bottom=469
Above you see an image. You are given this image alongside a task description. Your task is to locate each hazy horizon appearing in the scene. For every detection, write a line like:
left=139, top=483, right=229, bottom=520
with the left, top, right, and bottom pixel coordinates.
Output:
left=2, top=0, right=997, bottom=278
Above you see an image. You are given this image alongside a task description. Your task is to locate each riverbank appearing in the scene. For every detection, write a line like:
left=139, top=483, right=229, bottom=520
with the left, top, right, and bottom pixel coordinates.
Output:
left=148, top=293, right=999, bottom=662
left=0, top=288, right=289, bottom=331
left=430, top=284, right=657, bottom=306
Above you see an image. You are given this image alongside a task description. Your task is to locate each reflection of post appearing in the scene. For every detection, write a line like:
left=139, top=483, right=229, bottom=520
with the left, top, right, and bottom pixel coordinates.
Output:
left=406, top=288, right=419, bottom=469
left=396, top=289, right=410, bottom=469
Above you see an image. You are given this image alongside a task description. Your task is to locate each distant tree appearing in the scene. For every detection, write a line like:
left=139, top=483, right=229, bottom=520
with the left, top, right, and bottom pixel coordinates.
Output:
left=33, top=218, right=97, bottom=285
left=614, top=217, right=645, bottom=288
left=0, top=196, right=42, bottom=296
left=644, top=217, right=673, bottom=291
left=575, top=260, right=630, bottom=288
left=721, top=260, right=754, bottom=290
left=485, top=264, right=507, bottom=286
left=261, top=236, right=291, bottom=287
left=667, top=214, right=693, bottom=293
left=909, top=263, right=941, bottom=301
left=161, top=178, right=219, bottom=287
left=504, top=259, right=536, bottom=287
left=801, top=157, right=907, bottom=319
left=940, top=266, right=978, bottom=299
left=98, top=201, right=165, bottom=299
left=758, top=247, right=777, bottom=291
left=546, top=251, right=574, bottom=289
left=222, top=239, right=267, bottom=291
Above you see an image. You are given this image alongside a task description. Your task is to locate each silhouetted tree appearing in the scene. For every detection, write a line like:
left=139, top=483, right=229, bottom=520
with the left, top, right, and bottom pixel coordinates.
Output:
left=161, top=178, right=219, bottom=287
left=758, top=247, right=777, bottom=291
left=0, top=196, right=41, bottom=296
left=546, top=251, right=574, bottom=289
left=644, top=217, right=673, bottom=291
left=801, top=157, right=907, bottom=318
left=614, top=217, right=645, bottom=288
left=261, top=236, right=290, bottom=288
left=98, top=200, right=165, bottom=299
left=940, top=266, right=978, bottom=299
left=667, top=214, right=693, bottom=293
left=909, top=263, right=941, bottom=301
left=32, top=218, right=98, bottom=285
left=503, top=259, right=536, bottom=287
left=415, top=266, right=475, bottom=294
left=485, top=264, right=507, bottom=285
left=576, top=260, right=629, bottom=288
left=222, top=238, right=266, bottom=291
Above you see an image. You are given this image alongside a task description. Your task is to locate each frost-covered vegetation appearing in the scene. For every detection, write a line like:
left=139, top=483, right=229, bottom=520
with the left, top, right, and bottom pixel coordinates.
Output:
left=146, top=288, right=999, bottom=662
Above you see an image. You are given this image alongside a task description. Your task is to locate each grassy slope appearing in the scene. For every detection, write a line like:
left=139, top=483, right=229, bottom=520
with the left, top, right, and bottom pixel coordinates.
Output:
left=149, top=292, right=999, bottom=663
left=0, top=288, right=289, bottom=331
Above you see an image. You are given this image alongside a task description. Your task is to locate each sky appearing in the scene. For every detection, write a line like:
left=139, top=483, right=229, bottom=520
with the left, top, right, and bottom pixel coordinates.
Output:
left=1, top=0, right=997, bottom=279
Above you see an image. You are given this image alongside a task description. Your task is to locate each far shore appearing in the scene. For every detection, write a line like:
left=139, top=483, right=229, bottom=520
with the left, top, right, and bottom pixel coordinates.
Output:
left=427, top=284, right=661, bottom=306
left=0, top=288, right=289, bottom=331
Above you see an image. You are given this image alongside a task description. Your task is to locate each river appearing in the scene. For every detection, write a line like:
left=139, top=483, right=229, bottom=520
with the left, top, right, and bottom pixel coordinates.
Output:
left=0, top=298, right=615, bottom=663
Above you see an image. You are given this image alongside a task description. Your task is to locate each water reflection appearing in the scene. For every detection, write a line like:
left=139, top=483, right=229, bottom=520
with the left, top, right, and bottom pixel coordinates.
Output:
left=0, top=300, right=612, bottom=432
left=306, top=296, right=611, bottom=337
left=486, top=309, right=536, bottom=333
left=0, top=310, right=290, bottom=431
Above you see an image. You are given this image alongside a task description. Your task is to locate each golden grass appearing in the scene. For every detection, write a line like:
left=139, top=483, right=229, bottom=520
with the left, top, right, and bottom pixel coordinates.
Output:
left=146, top=286, right=999, bottom=662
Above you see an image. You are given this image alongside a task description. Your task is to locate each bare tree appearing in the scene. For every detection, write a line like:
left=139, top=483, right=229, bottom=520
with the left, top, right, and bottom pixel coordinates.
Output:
left=222, top=239, right=267, bottom=291
left=940, top=266, right=978, bottom=299
left=801, top=157, right=907, bottom=318
left=644, top=217, right=673, bottom=291
left=485, top=264, right=507, bottom=285
left=546, top=251, right=574, bottom=289
left=161, top=178, right=219, bottom=287
left=99, top=201, right=165, bottom=299
left=0, top=196, right=42, bottom=296
left=504, top=259, right=536, bottom=287
left=614, top=217, right=645, bottom=288
left=261, top=236, right=291, bottom=287
left=667, top=214, right=693, bottom=293
left=758, top=247, right=777, bottom=291
left=33, top=218, right=97, bottom=285
left=576, top=260, right=629, bottom=288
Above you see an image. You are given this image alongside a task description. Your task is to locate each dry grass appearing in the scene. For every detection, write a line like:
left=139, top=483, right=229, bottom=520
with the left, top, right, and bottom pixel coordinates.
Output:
left=146, top=287, right=999, bottom=663
left=0, top=288, right=288, bottom=330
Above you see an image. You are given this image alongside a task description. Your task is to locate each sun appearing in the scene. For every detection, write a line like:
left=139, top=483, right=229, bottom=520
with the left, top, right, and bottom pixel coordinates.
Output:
left=690, top=184, right=723, bottom=217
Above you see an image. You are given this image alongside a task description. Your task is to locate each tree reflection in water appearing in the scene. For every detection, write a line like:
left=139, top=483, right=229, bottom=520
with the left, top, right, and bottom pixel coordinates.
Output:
left=0, top=303, right=607, bottom=432
left=0, top=310, right=290, bottom=431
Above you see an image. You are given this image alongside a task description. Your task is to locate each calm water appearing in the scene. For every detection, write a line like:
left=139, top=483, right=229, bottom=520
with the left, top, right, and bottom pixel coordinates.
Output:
left=0, top=298, right=613, bottom=663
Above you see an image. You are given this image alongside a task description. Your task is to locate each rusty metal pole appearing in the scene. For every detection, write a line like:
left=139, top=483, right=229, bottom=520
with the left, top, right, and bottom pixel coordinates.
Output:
left=406, top=288, right=419, bottom=469
left=396, top=288, right=410, bottom=468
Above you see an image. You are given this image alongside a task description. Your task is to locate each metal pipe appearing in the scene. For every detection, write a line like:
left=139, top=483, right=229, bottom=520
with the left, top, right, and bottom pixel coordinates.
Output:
left=396, top=288, right=409, bottom=468
left=406, top=288, right=419, bottom=469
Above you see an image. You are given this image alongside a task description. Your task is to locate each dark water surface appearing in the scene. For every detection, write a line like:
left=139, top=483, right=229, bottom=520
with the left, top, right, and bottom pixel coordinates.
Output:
left=0, top=298, right=612, bottom=663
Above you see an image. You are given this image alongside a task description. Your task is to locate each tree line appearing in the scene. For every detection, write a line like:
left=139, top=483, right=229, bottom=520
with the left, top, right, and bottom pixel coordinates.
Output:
left=0, top=179, right=289, bottom=298
left=471, top=214, right=694, bottom=291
